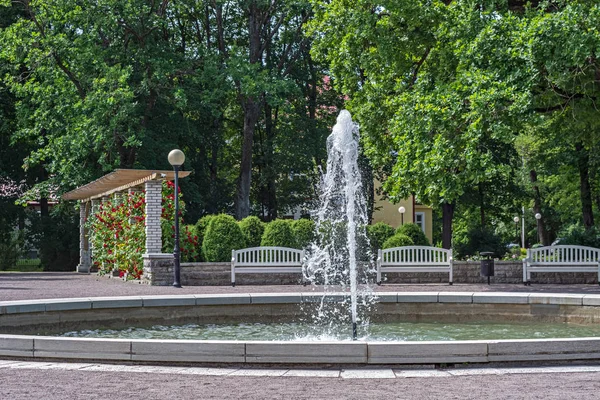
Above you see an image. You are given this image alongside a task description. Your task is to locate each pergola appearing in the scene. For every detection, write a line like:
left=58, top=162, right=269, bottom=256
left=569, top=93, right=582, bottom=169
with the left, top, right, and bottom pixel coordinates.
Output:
left=63, top=169, right=191, bottom=274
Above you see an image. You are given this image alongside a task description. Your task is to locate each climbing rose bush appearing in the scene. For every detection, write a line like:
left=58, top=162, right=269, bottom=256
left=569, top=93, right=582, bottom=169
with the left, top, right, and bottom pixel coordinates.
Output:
left=88, top=191, right=146, bottom=279
left=88, top=180, right=198, bottom=279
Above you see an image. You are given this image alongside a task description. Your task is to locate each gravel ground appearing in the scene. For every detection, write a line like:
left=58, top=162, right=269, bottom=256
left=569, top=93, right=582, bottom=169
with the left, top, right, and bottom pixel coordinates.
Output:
left=2, top=365, right=600, bottom=400
left=2, top=272, right=600, bottom=399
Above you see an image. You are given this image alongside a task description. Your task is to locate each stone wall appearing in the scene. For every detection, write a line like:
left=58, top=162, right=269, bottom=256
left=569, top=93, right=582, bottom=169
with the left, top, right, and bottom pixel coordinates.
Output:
left=141, top=260, right=599, bottom=286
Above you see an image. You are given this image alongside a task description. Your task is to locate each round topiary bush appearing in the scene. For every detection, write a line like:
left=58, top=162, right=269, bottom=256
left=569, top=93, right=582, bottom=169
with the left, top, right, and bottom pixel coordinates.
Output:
left=194, top=215, right=215, bottom=244
left=261, top=219, right=298, bottom=248
left=396, top=223, right=430, bottom=246
left=194, top=215, right=216, bottom=261
left=292, top=218, right=315, bottom=248
left=367, top=222, right=396, bottom=252
left=382, top=233, right=414, bottom=249
left=202, top=214, right=246, bottom=262
left=239, top=216, right=265, bottom=248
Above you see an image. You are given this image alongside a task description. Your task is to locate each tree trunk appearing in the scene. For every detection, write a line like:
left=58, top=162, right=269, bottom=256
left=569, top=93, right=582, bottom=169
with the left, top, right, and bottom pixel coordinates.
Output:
left=263, top=102, right=278, bottom=221
left=441, top=202, right=454, bottom=249
left=530, top=169, right=548, bottom=245
left=235, top=2, right=264, bottom=220
left=576, top=142, right=594, bottom=228
left=236, top=98, right=260, bottom=219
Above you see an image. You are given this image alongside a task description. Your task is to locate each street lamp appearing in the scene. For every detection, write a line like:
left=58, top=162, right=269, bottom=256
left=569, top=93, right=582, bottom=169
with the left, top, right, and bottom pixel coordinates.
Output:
left=398, top=206, right=406, bottom=225
left=168, top=149, right=185, bottom=288
left=513, top=216, right=519, bottom=245
left=535, top=212, right=542, bottom=245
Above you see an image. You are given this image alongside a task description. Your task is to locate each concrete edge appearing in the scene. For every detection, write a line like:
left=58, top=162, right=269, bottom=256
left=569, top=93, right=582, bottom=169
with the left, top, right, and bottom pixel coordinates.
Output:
left=4, top=335, right=600, bottom=365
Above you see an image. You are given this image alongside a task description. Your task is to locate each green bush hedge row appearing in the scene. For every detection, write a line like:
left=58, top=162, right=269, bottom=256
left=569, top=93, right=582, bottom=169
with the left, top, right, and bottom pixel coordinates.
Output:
left=194, top=217, right=428, bottom=262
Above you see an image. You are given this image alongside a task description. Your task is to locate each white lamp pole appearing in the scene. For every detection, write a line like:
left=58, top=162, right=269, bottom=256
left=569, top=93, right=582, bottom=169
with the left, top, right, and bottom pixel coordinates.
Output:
left=168, top=149, right=185, bottom=288
left=535, top=212, right=542, bottom=245
left=398, top=206, right=406, bottom=225
left=513, top=216, right=520, bottom=245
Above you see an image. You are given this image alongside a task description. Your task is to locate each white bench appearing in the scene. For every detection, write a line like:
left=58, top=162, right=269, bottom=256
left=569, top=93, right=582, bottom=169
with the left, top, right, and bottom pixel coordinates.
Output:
left=377, top=246, right=453, bottom=285
left=523, top=245, right=600, bottom=286
left=231, top=246, right=305, bottom=287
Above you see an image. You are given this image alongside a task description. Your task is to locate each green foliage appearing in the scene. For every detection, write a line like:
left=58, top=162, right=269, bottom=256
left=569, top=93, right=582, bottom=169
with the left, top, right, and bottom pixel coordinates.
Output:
left=38, top=206, right=80, bottom=271
left=88, top=192, right=146, bottom=278
left=366, top=222, right=395, bottom=252
left=396, top=223, right=430, bottom=246
left=238, top=216, right=265, bottom=248
left=261, top=219, right=298, bottom=248
left=454, top=227, right=506, bottom=260
left=382, top=234, right=414, bottom=249
left=292, top=218, right=316, bottom=248
left=195, top=215, right=215, bottom=244
left=0, top=230, right=24, bottom=270
left=181, top=225, right=200, bottom=262
left=557, top=224, right=600, bottom=249
left=202, top=214, right=246, bottom=262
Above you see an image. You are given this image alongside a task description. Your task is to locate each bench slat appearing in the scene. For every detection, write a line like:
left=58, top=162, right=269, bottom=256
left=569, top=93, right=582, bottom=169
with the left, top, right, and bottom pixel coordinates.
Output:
left=524, top=245, right=600, bottom=285
left=377, top=246, right=453, bottom=285
left=231, top=247, right=305, bottom=286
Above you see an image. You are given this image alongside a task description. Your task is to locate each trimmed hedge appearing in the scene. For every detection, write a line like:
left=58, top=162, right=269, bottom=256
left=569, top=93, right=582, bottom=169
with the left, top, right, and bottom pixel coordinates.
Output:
left=382, top=233, right=414, bottom=249
left=292, top=218, right=315, bottom=248
left=261, top=219, right=298, bottom=248
left=367, top=222, right=396, bottom=252
left=396, top=223, right=430, bottom=246
left=202, top=214, right=246, bottom=262
left=194, top=215, right=215, bottom=244
left=239, top=216, right=265, bottom=248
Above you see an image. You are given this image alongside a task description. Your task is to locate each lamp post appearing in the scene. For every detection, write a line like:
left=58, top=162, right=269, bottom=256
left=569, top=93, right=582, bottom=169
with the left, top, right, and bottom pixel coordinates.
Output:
left=398, top=206, right=406, bottom=225
left=513, top=216, right=519, bottom=245
left=535, top=212, right=542, bottom=245
left=168, top=149, right=185, bottom=288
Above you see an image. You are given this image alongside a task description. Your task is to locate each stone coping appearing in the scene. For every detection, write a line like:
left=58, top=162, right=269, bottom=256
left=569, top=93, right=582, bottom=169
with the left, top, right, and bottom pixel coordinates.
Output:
left=3, top=292, right=600, bottom=365
left=3, top=292, right=600, bottom=314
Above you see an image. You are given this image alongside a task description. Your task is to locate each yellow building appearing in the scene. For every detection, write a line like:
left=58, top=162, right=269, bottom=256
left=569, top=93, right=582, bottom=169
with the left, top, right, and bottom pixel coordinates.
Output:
left=371, top=182, right=433, bottom=244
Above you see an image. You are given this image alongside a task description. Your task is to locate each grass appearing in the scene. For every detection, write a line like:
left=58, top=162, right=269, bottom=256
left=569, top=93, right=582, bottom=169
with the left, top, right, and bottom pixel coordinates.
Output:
left=3, top=259, right=44, bottom=272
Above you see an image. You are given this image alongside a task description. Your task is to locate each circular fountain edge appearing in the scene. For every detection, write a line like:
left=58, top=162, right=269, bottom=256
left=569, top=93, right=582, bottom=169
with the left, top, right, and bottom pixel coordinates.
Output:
left=2, top=291, right=600, bottom=365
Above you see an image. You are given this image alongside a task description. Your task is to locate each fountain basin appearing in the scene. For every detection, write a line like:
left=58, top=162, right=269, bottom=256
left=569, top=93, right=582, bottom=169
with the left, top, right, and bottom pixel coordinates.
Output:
left=2, top=292, right=600, bottom=365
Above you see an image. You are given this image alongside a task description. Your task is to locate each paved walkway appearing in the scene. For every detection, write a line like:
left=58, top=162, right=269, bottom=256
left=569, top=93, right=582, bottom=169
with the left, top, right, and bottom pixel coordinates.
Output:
left=2, top=272, right=600, bottom=399
left=3, top=272, right=600, bottom=302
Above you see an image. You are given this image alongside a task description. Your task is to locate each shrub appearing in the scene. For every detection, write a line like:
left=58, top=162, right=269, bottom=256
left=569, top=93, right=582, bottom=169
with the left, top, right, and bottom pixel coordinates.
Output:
left=557, top=224, right=600, bottom=248
left=194, top=215, right=215, bottom=261
left=453, top=226, right=506, bottom=260
left=261, top=219, right=298, bottom=248
left=239, top=216, right=265, bottom=248
left=202, top=214, right=246, bottom=262
left=0, top=230, right=24, bottom=270
left=194, top=215, right=215, bottom=245
left=292, top=218, right=315, bottom=248
left=396, top=223, right=430, bottom=246
left=382, top=234, right=414, bottom=249
left=180, top=225, right=200, bottom=262
left=367, top=222, right=396, bottom=252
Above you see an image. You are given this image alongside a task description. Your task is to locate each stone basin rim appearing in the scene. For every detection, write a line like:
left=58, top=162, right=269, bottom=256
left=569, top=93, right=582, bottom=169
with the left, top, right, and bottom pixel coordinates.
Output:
left=2, top=291, right=600, bottom=366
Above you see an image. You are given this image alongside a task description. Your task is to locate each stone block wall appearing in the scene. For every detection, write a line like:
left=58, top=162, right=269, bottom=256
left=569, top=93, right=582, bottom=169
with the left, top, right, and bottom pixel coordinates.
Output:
left=140, top=260, right=599, bottom=286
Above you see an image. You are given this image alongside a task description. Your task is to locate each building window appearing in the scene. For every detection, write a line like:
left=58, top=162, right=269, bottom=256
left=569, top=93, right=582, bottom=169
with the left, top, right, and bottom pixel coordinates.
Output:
left=415, top=212, right=425, bottom=233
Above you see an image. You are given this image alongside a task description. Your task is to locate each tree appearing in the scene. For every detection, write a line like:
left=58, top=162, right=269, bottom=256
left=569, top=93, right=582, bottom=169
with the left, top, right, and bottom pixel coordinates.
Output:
left=309, top=1, right=525, bottom=248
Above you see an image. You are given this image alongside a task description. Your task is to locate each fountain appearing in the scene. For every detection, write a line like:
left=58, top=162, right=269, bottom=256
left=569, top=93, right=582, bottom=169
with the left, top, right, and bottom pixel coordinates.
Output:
left=304, top=110, right=375, bottom=340
left=3, top=112, right=600, bottom=365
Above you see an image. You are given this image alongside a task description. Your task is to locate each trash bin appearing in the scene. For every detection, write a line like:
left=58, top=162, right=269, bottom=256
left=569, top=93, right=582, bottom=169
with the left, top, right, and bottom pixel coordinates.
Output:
left=480, top=251, right=495, bottom=285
